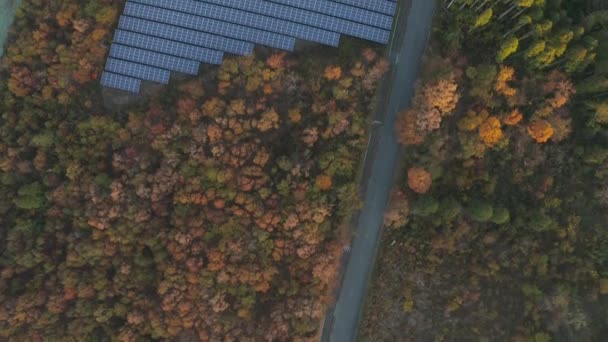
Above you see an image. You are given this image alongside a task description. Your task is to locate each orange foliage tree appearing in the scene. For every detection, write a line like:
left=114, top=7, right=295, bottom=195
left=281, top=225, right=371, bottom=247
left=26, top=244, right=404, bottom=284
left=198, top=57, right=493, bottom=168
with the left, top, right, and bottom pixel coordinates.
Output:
left=527, top=120, right=555, bottom=143
left=503, top=108, right=523, bottom=126
left=478, top=116, right=503, bottom=146
left=324, top=66, right=342, bottom=80
left=315, top=175, right=333, bottom=190
left=396, top=73, right=460, bottom=144
left=407, top=167, right=433, bottom=194
left=6, top=2, right=115, bottom=103
left=536, top=71, right=575, bottom=117
left=384, top=189, right=410, bottom=228
left=267, top=52, right=287, bottom=70
left=0, top=24, right=391, bottom=340
left=396, top=109, right=426, bottom=145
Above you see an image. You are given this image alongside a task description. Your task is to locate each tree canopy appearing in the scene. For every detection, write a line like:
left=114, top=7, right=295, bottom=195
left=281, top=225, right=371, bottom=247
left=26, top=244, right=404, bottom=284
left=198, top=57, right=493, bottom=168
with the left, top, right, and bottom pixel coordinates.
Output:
left=365, top=0, right=608, bottom=340
left=0, top=1, right=390, bottom=340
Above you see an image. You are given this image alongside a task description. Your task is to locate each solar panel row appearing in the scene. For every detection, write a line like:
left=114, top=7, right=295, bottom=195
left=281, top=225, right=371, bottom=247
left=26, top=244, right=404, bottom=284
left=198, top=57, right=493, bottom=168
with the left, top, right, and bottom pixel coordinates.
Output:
left=329, top=0, right=396, bottom=16
left=101, top=0, right=397, bottom=93
left=106, top=57, right=171, bottom=83
left=119, top=15, right=253, bottom=55
left=132, top=0, right=341, bottom=46
left=101, top=71, right=141, bottom=93
left=270, top=0, right=393, bottom=29
left=110, top=44, right=200, bottom=75
left=125, top=2, right=296, bottom=51
left=199, top=0, right=390, bottom=43
left=113, top=30, right=224, bottom=64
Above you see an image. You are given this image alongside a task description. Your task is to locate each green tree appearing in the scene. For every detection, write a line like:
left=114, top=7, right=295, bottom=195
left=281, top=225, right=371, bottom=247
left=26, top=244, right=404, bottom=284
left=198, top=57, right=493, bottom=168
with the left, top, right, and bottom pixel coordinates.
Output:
left=491, top=207, right=510, bottom=224
left=411, top=196, right=439, bottom=217
left=467, top=200, right=494, bottom=222
left=577, top=75, right=608, bottom=94
left=529, top=211, right=555, bottom=231
left=13, top=182, right=46, bottom=209
left=439, top=197, right=462, bottom=223
left=590, top=101, right=608, bottom=125
left=466, top=64, right=498, bottom=104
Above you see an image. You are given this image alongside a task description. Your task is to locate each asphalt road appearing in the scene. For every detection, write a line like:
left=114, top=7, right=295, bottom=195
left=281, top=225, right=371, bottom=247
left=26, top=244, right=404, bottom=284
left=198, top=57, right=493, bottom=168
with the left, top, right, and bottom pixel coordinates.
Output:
left=322, top=0, right=435, bottom=341
left=0, top=0, right=22, bottom=57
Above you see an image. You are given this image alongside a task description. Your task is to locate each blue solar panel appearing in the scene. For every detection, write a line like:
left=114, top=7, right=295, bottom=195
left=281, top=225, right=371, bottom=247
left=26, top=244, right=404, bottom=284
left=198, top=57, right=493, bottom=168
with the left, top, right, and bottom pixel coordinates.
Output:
left=198, top=0, right=390, bottom=44
left=101, top=0, right=397, bottom=93
left=110, top=43, right=200, bottom=75
left=124, top=2, right=295, bottom=51
left=131, top=0, right=340, bottom=46
left=105, top=57, right=171, bottom=84
left=119, top=15, right=254, bottom=55
left=329, top=0, right=396, bottom=16
left=271, top=0, right=393, bottom=29
left=100, top=71, right=141, bottom=93
left=113, top=30, right=224, bottom=64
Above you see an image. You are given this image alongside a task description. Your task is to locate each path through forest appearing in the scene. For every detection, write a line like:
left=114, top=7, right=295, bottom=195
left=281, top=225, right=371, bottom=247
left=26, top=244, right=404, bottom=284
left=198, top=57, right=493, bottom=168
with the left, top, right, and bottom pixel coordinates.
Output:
left=322, top=0, right=435, bottom=340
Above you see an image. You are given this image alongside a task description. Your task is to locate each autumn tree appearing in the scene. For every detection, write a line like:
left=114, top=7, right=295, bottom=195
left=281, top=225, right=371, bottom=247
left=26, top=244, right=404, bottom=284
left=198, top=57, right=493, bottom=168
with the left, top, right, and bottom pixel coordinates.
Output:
left=588, top=101, right=608, bottom=125
left=315, top=174, right=333, bottom=191
left=384, top=189, right=410, bottom=228
left=324, top=66, right=342, bottom=80
left=478, top=116, right=503, bottom=146
left=474, top=8, right=493, bottom=28
left=527, top=120, right=554, bottom=143
left=417, top=74, right=460, bottom=115
left=497, top=37, right=519, bottom=63
left=495, top=65, right=517, bottom=97
left=458, top=109, right=488, bottom=132
left=407, top=167, right=433, bottom=194
left=0, top=6, right=391, bottom=339
left=396, top=110, right=425, bottom=145
left=364, top=2, right=608, bottom=341
left=397, top=73, right=460, bottom=144
left=503, top=108, right=523, bottom=126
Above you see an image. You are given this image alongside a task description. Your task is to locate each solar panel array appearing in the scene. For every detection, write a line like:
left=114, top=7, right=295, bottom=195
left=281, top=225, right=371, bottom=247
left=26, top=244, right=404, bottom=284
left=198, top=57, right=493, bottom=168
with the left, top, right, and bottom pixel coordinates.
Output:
left=101, top=0, right=397, bottom=93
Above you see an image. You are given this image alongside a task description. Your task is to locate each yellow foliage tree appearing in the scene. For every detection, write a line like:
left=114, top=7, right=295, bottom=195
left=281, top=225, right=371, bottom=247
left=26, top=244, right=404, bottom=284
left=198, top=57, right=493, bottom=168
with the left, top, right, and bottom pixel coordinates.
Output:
left=201, top=98, right=225, bottom=117
left=474, top=8, right=493, bottom=28
left=95, top=7, right=118, bottom=26
left=288, top=108, right=302, bottom=123
left=458, top=109, right=488, bottom=132
left=495, top=65, right=517, bottom=97
left=90, top=29, right=107, bottom=42
left=417, top=75, right=460, bottom=115
left=257, top=108, right=280, bottom=132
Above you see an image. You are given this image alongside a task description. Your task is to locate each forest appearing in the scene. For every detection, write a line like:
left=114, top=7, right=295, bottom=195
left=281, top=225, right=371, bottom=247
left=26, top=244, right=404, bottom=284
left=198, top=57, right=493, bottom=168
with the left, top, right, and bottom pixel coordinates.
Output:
left=0, top=0, right=390, bottom=340
left=362, top=0, right=608, bottom=341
